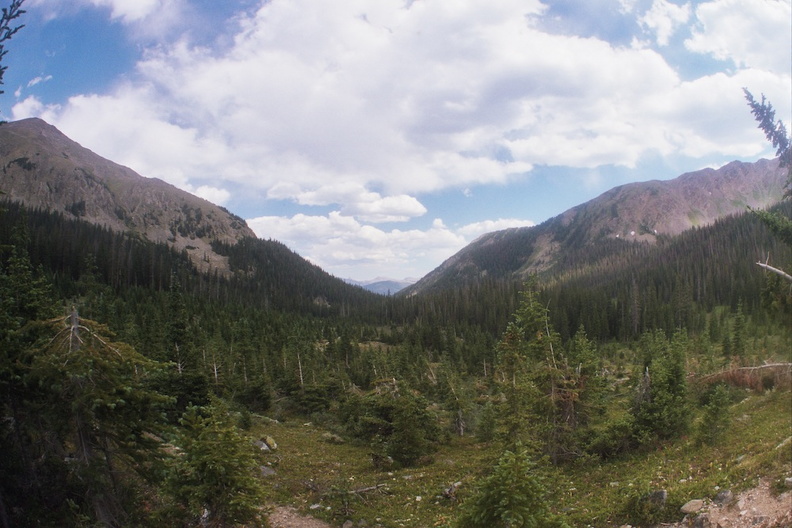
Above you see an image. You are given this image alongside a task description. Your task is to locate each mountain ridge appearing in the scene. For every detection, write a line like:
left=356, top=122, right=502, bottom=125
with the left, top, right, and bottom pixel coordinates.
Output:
left=402, top=158, right=786, bottom=296
left=0, top=118, right=255, bottom=274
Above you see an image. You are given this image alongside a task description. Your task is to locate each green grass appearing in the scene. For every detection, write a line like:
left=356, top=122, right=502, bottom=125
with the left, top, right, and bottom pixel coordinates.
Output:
left=250, top=387, right=791, bottom=527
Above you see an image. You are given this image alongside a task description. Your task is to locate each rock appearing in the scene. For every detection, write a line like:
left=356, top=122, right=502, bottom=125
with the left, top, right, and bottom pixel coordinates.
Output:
left=342, top=521, right=354, bottom=528
left=646, top=489, right=668, bottom=508
left=443, top=481, right=462, bottom=500
left=254, top=439, right=270, bottom=451
left=321, top=432, right=345, bottom=444
left=264, top=436, right=278, bottom=450
left=259, top=465, right=276, bottom=477
left=692, top=513, right=711, bottom=528
left=681, top=499, right=705, bottom=514
left=713, top=489, right=734, bottom=506
left=785, top=477, right=792, bottom=489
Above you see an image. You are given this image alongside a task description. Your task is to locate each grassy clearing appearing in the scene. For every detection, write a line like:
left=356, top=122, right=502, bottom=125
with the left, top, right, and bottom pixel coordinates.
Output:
left=250, top=385, right=790, bottom=528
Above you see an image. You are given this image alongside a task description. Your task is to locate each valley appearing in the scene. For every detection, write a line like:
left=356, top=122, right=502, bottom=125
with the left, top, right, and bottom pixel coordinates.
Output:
left=0, top=119, right=790, bottom=528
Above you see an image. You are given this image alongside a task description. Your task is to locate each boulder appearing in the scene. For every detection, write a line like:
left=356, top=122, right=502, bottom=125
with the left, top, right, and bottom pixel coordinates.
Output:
left=681, top=499, right=705, bottom=514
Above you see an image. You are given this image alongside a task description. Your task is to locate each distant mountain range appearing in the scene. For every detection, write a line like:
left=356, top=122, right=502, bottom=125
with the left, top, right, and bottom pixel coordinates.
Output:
left=401, top=158, right=786, bottom=296
left=345, top=277, right=416, bottom=295
left=1, top=118, right=786, bottom=297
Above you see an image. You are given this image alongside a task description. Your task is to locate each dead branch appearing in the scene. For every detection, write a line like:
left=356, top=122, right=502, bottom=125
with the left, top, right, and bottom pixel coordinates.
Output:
left=756, top=261, right=792, bottom=283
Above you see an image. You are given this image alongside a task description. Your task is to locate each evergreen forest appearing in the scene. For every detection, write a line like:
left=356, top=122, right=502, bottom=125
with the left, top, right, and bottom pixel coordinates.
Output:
left=1, top=190, right=791, bottom=527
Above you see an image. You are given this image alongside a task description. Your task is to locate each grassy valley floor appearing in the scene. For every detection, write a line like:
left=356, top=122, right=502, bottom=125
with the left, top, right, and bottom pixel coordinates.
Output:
left=252, top=388, right=791, bottom=528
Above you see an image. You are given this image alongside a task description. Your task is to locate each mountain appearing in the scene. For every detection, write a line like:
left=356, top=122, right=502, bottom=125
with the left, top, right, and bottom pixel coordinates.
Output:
left=345, top=277, right=416, bottom=295
left=0, top=118, right=255, bottom=274
left=402, top=158, right=787, bottom=296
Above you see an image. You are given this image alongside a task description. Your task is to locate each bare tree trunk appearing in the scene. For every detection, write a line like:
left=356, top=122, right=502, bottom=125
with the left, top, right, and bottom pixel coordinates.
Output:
left=756, top=261, right=792, bottom=283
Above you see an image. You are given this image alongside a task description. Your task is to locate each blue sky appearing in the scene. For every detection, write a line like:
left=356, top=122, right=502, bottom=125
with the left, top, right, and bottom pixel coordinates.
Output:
left=3, top=0, right=791, bottom=281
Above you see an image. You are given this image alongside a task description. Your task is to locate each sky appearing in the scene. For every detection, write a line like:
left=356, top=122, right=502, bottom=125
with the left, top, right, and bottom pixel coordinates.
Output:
left=3, top=0, right=791, bottom=281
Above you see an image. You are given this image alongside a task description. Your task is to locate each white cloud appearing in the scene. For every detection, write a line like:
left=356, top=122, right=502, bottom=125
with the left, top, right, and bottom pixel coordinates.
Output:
left=686, top=0, right=792, bottom=73
left=27, top=75, right=53, bottom=88
left=88, top=0, right=165, bottom=22
left=11, top=96, right=49, bottom=118
left=247, top=211, right=468, bottom=279
left=458, top=218, right=536, bottom=239
left=31, top=0, right=188, bottom=38
left=30, top=0, right=790, bottom=202
left=192, top=185, right=230, bottom=206
left=639, top=0, right=691, bottom=46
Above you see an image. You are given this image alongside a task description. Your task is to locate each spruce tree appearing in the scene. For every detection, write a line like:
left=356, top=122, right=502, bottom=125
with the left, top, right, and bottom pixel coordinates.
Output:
left=163, top=398, right=267, bottom=527
left=455, top=445, right=568, bottom=528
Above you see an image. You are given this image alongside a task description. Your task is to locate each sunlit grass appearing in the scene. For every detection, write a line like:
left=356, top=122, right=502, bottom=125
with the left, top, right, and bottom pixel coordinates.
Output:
left=250, top=385, right=790, bottom=527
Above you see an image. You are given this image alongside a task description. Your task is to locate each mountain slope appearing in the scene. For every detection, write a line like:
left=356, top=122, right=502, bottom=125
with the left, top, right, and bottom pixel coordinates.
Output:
left=402, top=158, right=787, bottom=295
left=0, top=118, right=255, bottom=273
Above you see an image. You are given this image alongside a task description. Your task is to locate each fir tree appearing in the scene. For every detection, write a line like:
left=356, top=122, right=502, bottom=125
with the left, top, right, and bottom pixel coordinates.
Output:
left=164, top=398, right=267, bottom=527
left=455, top=445, right=568, bottom=528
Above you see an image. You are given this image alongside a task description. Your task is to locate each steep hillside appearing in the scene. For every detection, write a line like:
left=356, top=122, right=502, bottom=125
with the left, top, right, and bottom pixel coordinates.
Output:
left=0, top=118, right=255, bottom=273
left=403, top=158, right=786, bottom=295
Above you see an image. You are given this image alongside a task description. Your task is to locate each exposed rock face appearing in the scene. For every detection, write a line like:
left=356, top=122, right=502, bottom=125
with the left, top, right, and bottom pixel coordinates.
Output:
left=402, top=157, right=787, bottom=296
left=0, top=118, right=256, bottom=273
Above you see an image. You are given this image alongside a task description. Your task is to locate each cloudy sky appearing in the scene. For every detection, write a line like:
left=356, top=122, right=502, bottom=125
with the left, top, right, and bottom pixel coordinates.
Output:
left=4, top=0, right=790, bottom=281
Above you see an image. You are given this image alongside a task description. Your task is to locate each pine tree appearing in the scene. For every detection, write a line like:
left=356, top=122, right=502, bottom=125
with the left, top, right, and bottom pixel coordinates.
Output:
left=15, top=309, right=171, bottom=526
left=0, top=0, right=25, bottom=106
left=163, top=398, right=267, bottom=527
left=455, top=445, right=568, bottom=528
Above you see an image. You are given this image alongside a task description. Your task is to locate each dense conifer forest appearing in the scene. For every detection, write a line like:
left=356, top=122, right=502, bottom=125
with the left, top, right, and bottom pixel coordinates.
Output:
left=1, top=194, right=791, bottom=526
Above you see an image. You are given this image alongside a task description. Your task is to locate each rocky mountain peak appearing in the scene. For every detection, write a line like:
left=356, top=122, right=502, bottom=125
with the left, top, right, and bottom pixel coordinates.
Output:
left=0, top=118, right=256, bottom=274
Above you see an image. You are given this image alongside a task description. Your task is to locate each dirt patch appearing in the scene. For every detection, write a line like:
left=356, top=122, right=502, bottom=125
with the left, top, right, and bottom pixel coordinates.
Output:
left=268, top=506, right=334, bottom=528
left=664, top=479, right=792, bottom=528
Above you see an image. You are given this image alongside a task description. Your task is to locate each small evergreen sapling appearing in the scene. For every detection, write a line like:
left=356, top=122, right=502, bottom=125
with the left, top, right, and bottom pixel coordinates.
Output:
left=455, top=445, right=568, bottom=528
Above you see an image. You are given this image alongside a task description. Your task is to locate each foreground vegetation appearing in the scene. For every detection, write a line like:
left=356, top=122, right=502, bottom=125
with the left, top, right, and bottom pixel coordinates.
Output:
left=2, top=206, right=789, bottom=526
left=253, top=386, right=791, bottom=527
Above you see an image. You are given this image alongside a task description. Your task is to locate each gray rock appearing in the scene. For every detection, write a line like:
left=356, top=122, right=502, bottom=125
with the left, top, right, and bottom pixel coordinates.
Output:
left=681, top=499, right=705, bottom=514
left=259, top=465, right=276, bottom=477
left=713, top=489, right=734, bottom=506
left=646, top=489, right=668, bottom=507
left=342, top=521, right=354, bottom=528
left=785, top=477, right=792, bottom=489
left=692, top=513, right=711, bottom=528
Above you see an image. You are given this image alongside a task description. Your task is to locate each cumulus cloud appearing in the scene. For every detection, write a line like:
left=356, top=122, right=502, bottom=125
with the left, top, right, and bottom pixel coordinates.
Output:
left=639, top=0, right=691, bottom=46
left=193, top=185, right=231, bottom=206
left=29, top=0, right=790, bottom=199
left=686, top=0, right=792, bottom=73
left=247, top=212, right=468, bottom=279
